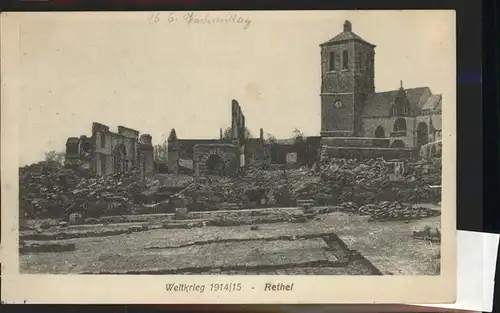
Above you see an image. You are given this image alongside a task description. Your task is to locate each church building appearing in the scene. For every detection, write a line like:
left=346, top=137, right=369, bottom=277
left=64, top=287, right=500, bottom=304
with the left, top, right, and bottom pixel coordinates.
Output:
left=319, top=20, right=442, bottom=155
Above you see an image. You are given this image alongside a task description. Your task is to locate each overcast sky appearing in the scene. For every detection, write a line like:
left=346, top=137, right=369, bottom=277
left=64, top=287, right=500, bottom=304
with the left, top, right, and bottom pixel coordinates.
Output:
left=16, top=10, right=455, bottom=166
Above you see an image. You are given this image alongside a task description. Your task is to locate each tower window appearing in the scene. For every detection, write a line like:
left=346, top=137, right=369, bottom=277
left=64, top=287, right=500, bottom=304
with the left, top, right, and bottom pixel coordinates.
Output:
left=342, top=50, right=349, bottom=70
left=328, top=52, right=335, bottom=71
left=101, top=132, right=106, bottom=148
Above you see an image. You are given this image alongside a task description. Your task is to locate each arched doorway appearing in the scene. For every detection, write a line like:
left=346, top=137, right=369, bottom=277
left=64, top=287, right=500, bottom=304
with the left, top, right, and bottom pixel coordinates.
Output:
left=390, top=140, right=405, bottom=148
left=375, top=126, right=385, bottom=138
left=393, top=118, right=407, bottom=132
left=417, top=122, right=429, bottom=147
left=206, top=154, right=225, bottom=175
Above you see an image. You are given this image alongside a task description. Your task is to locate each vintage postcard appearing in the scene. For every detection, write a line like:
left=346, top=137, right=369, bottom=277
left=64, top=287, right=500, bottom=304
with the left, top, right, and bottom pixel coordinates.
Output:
left=1, top=10, right=456, bottom=304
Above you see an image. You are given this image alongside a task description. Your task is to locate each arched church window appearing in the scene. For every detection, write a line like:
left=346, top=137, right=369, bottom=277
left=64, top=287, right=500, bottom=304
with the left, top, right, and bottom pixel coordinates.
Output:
left=328, top=52, right=335, bottom=71
left=342, top=50, right=349, bottom=70
left=393, top=118, right=407, bottom=132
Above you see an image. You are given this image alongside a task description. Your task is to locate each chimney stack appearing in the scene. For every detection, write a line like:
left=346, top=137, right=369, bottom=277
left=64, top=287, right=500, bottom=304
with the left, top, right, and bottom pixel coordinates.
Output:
left=343, top=20, right=352, bottom=32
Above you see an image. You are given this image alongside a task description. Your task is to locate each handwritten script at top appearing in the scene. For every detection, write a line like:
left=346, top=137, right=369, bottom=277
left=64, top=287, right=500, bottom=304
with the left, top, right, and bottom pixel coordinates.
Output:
left=148, top=12, right=251, bottom=30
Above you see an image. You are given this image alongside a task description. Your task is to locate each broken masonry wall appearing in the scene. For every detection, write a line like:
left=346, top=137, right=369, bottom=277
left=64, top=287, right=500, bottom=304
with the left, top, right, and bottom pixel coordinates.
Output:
left=138, top=143, right=155, bottom=177
left=118, top=125, right=140, bottom=139
left=231, top=100, right=246, bottom=168
left=361, top=116, right=416, bottom=148
left=166, top=125, right=234, bottom=174
left=64, top=136, right=94, bottom=171
left=266, top=136, right=321, bottom=167
left=80, top=122, right=155, bottom=176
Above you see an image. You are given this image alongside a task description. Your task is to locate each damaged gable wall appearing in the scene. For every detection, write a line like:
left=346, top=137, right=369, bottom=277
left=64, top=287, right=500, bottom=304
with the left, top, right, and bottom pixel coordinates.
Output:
left=65, top=122, right=154, bottom=177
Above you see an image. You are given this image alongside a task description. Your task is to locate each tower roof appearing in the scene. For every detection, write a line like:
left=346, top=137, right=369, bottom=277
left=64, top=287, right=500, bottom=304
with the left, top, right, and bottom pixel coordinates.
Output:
left=167, top=128, right=177, bottom=142
left=320, top=20, right=375, bottom=47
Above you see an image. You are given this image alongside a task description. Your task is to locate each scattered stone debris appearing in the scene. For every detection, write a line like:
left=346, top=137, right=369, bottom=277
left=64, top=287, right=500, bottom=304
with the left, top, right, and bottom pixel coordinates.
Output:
left=171, top=158, right=440, bottom=213
left=20, top=157, right=441, bottom=222
left=58, top=221, right=69, bottom=228
left=336, top=201, right=439, bottom=222
left=19, top=161, right=162, bottom=220
left=413, top=225, right=441, bottom=242
left=175, top=207, right=189, bottom=220
left=19, top=241, right=76, bottom=253
left=310, top=158, right=441, bottom=205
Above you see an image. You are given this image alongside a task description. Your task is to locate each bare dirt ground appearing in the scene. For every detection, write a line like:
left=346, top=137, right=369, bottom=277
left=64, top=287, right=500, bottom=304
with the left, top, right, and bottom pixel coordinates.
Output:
left=20, top=209, right=440, bottom=275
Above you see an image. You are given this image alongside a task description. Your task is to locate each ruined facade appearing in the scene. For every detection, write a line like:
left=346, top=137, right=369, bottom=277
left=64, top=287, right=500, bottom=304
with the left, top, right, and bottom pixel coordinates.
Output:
left=319, top=21, right=442, bottom=156
left=167, top=100, right=271, bottom=176
left=65, top=123, right=154, bottom=177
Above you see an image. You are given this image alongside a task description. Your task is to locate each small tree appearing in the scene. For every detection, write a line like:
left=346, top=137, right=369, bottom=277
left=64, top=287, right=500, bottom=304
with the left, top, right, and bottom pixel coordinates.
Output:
left=222, top=126, right=252, bottom=140
left=265, top=133, right=277, bottom=144
left=44, top=150, right=65, bottom=165
left=264, top=133, right=277, bottom=164
left=291, top=128, right=306, bottom=166
left=292, top=128, right=305, bottom=142
left=154, top=142, right=168, bottom=162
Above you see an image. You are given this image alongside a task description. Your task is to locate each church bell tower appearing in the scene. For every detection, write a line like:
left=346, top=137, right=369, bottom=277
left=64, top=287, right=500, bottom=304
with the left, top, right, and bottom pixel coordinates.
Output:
left=320, top=20, right=376, bottom=137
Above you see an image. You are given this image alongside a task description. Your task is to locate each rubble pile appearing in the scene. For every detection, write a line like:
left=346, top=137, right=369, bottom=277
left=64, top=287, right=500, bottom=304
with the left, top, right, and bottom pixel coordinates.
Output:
left=348, top=201, right=440, bottom=221
left=69, top=173, right=160, bottom=218
left=168, top=157, right=441, bottom=212
left=307, top=158, right=441, bottom=205
left=176, top=168, right=299, bottom=211
left=20, top=156, right=441, bottom=219
left=20, top=161, right=84, bottom=218
left=19, top=161, right=160, bottom=219
left=309, top=201, right=440, bottom=222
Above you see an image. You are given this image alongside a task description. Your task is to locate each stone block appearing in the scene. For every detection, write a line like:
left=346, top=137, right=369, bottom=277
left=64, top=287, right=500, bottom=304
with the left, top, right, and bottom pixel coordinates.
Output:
left=175, top=207, right=189, bottom=219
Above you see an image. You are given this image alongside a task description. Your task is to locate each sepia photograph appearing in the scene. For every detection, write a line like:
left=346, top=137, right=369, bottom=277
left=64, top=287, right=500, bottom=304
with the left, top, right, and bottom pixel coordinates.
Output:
left=1, top=10, right=456, bottom=304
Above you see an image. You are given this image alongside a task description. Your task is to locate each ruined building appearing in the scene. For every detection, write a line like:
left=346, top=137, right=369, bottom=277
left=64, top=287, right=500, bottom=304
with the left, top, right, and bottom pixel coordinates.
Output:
left=319, top=21, right=442, bottom=159
left=167, top=100, right=270, bottom=176
left=166, top=99, right=324, bottom=174
left=65, top=123, right=154, bottom=177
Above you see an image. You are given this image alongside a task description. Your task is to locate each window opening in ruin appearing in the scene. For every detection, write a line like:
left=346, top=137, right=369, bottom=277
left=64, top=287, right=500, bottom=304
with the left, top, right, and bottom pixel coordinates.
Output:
left=114, top=144, right=127, bottom=174
left=81, top=142, right=91, bottom=153
left=100, top=154, right=107, bottom=175
left=206, top=154, right=225, bottom=175
left=67, top=143, right=78, bottom=156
